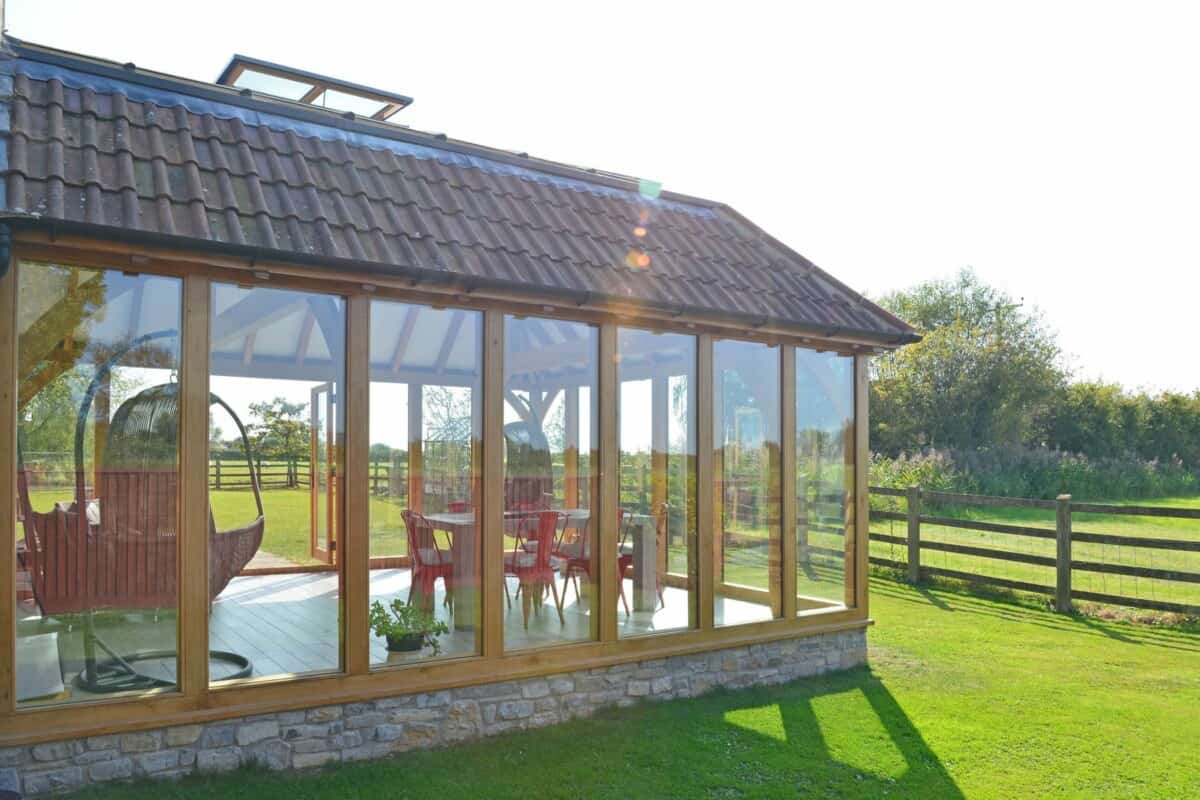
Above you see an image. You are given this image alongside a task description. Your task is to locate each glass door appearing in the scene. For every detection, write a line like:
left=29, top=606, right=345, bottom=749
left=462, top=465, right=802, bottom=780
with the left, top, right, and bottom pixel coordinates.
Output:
left=311, top=382, right=337, bottom=563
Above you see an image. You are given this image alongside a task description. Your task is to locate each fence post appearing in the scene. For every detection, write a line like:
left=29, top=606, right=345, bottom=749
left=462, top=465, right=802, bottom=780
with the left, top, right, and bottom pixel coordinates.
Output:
left=213, top=456, right=221, bottom=490
left=1055, top=494, right=1072, bottom=613
left=906, top=485, right=921, bottom=583
left=797, top=475, right=809, bottom=567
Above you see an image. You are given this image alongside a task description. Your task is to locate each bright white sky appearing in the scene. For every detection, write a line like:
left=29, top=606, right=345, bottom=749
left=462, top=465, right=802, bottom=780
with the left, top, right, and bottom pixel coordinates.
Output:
left=11, top=1, right=1200, bottom=393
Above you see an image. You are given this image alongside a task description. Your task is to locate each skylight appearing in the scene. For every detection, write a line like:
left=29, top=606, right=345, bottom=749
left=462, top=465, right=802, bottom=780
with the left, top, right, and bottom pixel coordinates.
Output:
left=216, top=55, right=413, bottom=120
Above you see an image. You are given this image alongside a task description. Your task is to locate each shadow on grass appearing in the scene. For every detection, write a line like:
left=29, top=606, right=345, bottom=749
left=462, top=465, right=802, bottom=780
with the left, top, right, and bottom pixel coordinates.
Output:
left=872, top=577, right=1200, bottom=654
left=68, top=667, right=963, bottom=800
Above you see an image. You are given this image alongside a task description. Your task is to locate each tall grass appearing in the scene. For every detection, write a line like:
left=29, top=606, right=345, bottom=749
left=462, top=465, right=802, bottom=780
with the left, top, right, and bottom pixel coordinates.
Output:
left=870, top=445, right=1200, bottom=501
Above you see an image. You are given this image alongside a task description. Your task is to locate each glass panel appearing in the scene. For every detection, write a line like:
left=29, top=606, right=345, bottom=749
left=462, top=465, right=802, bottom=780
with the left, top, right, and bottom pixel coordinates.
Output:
left=312, top=88, right=388, bottom=117
left=796, top=350, right=855, bottom=614
left=713, top=339, right=781, bottom=626
left=208, top=283, right=346, bottom=683
left=616, top=328, right=697, bottom=637
left=503, top=316, right=598, bottom=651
left=368, top=301, right=482, bottom=665
left=15, top=261, right=182, bottom=706
left=231, top=69, right=314, bottom=101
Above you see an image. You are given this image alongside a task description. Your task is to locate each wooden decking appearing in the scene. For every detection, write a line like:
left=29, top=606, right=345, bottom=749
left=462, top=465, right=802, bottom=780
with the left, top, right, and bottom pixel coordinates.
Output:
left=15, top=568, right=779, bottom=703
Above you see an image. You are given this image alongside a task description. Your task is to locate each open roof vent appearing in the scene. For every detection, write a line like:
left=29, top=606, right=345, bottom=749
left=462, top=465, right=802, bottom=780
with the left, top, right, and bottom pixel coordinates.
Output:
left=216, top=55, right=412, bottom=120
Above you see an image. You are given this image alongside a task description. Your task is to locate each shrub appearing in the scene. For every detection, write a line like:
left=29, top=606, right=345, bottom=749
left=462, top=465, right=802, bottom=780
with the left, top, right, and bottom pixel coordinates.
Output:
left=870, top=445, right=1200, bottom=501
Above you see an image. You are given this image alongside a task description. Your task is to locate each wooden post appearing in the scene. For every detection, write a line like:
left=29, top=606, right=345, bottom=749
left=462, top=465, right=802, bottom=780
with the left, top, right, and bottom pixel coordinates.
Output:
left=179, top=274, right=211, bottom=696
left=481, top=311, right=504, bottom=658
left=213, top=456, right=221, bottom=489
left=650, top=372, right=669, bottom=585
left=696, top=334, right=715, bottom=631
left=1055, top=494, right=1072, bottom=614
left=598, top=323, right=618, bottom=643
left=408, top=383, right=423, bottom=512
left=851, top=354, right=870, bottom=613
left=796, top=476, right=809, bottom=565
left=780, top=345, right=797, bottom=619
left=0, top=260, right=17, bottom=713
left=564, top=385, right=579, bottom=508
left=343, top=293, right=370, bottom=675
left=906, top=485, right=921, bottom=583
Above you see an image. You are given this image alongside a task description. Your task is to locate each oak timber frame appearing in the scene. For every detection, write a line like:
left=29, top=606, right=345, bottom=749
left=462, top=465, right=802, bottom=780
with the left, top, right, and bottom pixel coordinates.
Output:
left=0, top=230, right=874, bottom=746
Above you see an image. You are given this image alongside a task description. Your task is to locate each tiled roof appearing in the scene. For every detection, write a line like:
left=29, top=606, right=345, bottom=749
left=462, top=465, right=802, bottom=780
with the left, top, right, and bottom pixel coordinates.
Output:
left=0, top=40, right=917, bottom=345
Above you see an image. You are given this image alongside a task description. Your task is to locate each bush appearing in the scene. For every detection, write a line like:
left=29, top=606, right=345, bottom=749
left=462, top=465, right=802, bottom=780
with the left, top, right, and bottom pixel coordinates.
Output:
left=870, top=445, right=1200, bottom=501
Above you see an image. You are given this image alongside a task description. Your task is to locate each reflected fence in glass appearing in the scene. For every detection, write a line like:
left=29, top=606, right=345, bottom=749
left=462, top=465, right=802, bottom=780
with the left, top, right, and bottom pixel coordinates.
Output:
left=367, top=300, right=482, bottom=665
left=616, top=328, right=698, bottom=638
left=796, top=350, right=855, bottom=614
left=502, top=315, right=598, bottom=651
left=7, top=261, right=868, bottom=720
left=15, top=263, right=183, bottom=706
left=207, top=282, right=347, bottom=683
left=713, top=339, right=782, bottom=626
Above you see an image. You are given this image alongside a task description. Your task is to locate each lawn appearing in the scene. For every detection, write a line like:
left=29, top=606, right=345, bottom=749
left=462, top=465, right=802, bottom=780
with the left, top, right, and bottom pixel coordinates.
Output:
left=869, top=494, right=1200, bottom=609
left=65, top=576, right=1200, bottom=799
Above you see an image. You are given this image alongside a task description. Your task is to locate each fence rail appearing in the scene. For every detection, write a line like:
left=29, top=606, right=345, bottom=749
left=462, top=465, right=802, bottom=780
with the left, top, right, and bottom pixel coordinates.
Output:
left=868, top=485, right=1200, bottom=617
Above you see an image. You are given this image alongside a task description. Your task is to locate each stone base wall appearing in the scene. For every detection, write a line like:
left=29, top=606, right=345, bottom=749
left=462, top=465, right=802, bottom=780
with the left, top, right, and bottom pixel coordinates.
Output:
left=1, top=628, right=866, bottom=796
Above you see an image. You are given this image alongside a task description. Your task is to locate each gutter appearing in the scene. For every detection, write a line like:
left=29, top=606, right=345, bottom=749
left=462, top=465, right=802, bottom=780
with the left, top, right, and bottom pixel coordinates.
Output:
left=0, top=215, right=921, bottom=348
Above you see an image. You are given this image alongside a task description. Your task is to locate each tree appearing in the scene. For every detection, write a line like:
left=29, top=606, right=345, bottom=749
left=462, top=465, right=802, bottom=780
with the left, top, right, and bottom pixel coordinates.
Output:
left=871, top=268, right=1064, bottom=454
left=247, top=397, right=310, bottom=461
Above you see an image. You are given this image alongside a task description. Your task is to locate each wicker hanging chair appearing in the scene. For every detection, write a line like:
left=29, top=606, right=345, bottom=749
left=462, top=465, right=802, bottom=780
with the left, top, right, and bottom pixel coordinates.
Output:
left=16, top=330, right=263, bottom=692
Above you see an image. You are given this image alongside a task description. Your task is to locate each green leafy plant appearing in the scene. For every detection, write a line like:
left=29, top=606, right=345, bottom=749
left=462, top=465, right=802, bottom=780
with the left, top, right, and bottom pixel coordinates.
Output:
left=368, top=598, right=449, bottom=655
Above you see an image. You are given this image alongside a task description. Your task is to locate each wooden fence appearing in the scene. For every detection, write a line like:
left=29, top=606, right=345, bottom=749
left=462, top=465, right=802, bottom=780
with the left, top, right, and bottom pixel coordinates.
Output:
left=869, top=485, right=1200, bottom=616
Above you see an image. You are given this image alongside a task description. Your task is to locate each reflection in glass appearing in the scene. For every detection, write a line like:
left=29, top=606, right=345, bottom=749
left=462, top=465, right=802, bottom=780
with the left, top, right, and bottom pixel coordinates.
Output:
left=796, top=350, right=855, bottom=613
left=502, top=316, right=598, bottom=650
left=15, top=262, right=183, bottom=705
left=368, top=301, right=482, bottom=665
left=616, top=328, right=697, bottom=637
left=208, top=283, right=346, bottom=682
left=713, top=339, right=781, bottom=626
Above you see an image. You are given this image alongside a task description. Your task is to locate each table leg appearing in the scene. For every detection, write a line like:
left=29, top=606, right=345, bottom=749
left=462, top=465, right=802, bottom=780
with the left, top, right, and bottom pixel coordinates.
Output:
left=633, top=517, right=657, bottom=612
left=450, top=523, right=478, bottom=631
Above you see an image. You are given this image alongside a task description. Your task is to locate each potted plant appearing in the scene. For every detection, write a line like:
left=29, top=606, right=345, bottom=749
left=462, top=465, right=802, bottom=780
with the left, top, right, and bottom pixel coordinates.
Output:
left=369, top=598, right=450, bottom=655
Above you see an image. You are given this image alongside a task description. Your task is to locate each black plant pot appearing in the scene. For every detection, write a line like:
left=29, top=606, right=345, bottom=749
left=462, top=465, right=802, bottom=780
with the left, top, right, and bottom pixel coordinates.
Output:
left=385, top=633, right=424, bottom=653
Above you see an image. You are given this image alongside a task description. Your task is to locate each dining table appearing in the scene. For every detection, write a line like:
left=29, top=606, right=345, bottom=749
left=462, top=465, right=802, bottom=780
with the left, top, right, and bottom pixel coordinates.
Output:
left=421, top=508, right=666, bottom=625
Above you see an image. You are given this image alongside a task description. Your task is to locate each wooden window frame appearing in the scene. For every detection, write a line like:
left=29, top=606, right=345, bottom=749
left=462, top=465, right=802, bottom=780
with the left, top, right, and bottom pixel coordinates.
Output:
left=0, top=237, right=872, bottom=747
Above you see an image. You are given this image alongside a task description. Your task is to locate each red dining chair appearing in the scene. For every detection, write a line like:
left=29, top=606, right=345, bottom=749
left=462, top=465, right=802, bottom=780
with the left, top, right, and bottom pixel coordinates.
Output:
left=447, top=501, right=472, bottom=513
left=402, top=510, right=454, bottom=613
left=504, top=510, right=564, bottom=628
left=555, top=512, right=595, bottom=616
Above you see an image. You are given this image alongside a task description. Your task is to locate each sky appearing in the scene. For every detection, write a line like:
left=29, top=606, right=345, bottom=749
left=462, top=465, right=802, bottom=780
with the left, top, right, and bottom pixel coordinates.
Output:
left=9, top=1, right=1200, bottom=393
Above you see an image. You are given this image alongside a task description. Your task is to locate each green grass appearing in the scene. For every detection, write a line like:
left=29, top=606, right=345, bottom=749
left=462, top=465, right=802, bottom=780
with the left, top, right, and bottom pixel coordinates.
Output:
left=65, top=577, right=1200, bottom=799
left=870, top=494, right=1200, bottom=609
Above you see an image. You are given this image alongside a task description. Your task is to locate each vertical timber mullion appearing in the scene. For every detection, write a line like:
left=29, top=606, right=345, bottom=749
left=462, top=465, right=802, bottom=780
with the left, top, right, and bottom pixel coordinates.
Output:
left=0, top=262, right=16, bottom=713
left=780, top=345, right=797, bottom=619
left=481, top=311, right=504, bottom=658
left=179, top=274, right=210, bottom=696
left=597, top=323, right=618, bottom=643
left=344, top=294, right=370, bottom=675
left=696, top=334, right=715, bottom=631
left=852, top=354, right=870, bottom=614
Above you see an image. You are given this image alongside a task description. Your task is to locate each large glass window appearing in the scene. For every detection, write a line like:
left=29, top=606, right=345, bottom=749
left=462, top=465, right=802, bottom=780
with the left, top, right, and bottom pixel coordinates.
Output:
left=208, top=283, right=346, bottom=683
left=15, top=262, right=182, bottom=706
left=796, top=350, right=855, bottom=613
left=713, top=339, right=781, bottom=626
left=502, top=316, right=598, bottom=650
left=616, top=328, right=697, bottom=637
left=368, top=301, right=481, bottom=665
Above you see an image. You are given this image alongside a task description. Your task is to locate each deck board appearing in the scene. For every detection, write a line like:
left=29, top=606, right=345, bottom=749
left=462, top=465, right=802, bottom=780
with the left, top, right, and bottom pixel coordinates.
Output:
left=15, top=568, right=775, bottom=705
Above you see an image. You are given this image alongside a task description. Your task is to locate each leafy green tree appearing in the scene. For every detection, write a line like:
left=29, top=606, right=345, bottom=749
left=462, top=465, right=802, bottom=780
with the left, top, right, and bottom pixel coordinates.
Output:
left=871, top=268, right=1064, bottom=454
left=247, top=397, right=310, bottom=461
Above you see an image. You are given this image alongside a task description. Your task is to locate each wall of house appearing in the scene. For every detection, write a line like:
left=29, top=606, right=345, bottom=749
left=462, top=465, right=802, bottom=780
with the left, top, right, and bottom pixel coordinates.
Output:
left=0, top=628, right=865, bottom=796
